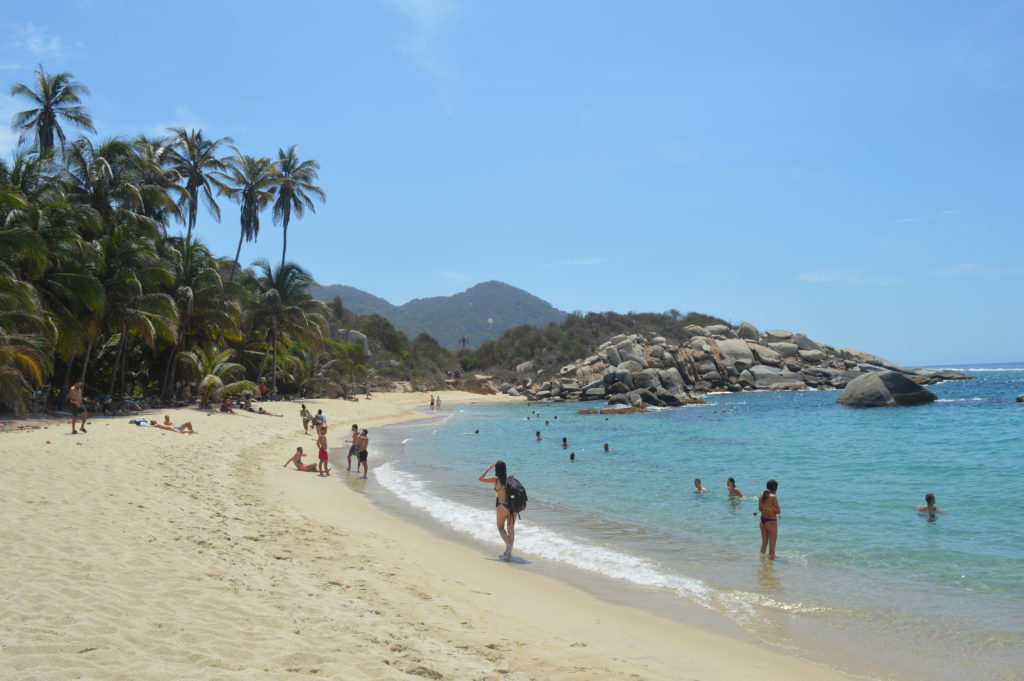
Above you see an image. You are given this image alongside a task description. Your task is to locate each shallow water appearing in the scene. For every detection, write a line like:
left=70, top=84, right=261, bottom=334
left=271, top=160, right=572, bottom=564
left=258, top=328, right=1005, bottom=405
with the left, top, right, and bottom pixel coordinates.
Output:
left=358, top=364, right=1024, bottom=681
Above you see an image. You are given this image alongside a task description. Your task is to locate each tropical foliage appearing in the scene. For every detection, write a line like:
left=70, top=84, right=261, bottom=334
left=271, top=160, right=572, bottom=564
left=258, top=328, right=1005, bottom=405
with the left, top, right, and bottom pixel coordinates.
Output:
left=0, top=66, right=359, bottom=413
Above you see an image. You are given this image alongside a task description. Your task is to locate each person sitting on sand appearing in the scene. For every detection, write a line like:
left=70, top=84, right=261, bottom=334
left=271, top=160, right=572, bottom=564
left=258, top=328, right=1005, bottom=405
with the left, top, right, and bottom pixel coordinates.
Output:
left=220, top=398, right=235, bottom=413
left=243, top=396, right=254, bottom=412
left=726, top=477, right=745, bottom=498
left=284, top=446, right=322, bottom=472
left=694, top=478, right=708, bottom=493
left=153, top=415, right=197, bottom=434
left=257, top=407, right=283, bottom=417
left=916, top=493, right=944, bottom=516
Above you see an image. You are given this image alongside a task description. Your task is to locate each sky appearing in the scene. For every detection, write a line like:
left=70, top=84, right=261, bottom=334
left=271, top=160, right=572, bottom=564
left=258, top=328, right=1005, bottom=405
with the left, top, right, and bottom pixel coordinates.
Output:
left=1, top=1, right=1021, bottom=366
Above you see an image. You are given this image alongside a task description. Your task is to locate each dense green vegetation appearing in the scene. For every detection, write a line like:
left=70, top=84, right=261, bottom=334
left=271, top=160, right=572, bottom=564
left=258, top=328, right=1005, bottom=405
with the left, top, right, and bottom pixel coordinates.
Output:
left=461, top=310, right=728, bottom=379
left=0, top=65, right=360, bottom=412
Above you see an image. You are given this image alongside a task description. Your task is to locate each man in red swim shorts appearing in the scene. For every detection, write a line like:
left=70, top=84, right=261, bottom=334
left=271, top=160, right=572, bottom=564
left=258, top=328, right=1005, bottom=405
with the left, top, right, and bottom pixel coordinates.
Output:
left=316, top=429, right=330, bottom=476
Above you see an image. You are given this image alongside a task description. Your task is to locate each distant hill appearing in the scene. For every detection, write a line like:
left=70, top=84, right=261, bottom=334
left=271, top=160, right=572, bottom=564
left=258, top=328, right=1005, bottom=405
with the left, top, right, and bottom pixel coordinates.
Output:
left=310, top=280, right=567, bottom=348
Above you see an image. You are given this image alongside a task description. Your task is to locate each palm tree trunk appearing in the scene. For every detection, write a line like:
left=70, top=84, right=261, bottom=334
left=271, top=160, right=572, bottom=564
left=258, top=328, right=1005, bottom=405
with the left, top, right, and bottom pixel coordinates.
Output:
left=280, top=218, right=289, bottom=272
left=79, top=338, right=93, bottom=384
left=107, top=332, right=126, bottom=396
left=270, top=324, right=278, bottom=392
left=230, top=229, right=244, bottom=281
left=59, top=358, right=75, bottom=409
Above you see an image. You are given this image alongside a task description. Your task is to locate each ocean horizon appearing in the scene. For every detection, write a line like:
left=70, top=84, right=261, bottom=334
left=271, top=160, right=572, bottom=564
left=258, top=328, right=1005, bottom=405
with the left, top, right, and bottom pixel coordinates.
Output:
left=331, top=362, right=1024, bottom=681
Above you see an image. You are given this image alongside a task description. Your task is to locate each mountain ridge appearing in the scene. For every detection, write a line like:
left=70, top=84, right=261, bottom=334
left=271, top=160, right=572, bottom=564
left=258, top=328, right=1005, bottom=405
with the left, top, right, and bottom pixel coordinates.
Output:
left=310, top=280, right=567, bottom=349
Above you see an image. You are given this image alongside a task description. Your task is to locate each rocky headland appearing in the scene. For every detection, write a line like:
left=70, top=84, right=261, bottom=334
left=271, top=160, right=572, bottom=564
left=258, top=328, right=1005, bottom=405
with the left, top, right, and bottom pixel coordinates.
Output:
left=498, top=321, right=971, bottom=408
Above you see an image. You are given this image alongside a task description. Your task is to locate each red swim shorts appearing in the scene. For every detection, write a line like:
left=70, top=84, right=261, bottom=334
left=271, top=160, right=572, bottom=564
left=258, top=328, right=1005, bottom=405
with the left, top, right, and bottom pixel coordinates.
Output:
left=318, top=448, right=328, bottom=461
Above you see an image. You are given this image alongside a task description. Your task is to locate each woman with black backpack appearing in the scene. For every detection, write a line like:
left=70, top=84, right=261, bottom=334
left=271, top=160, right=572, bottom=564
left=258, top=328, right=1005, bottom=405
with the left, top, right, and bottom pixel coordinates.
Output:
left=479, top=460, right=517, bottom=560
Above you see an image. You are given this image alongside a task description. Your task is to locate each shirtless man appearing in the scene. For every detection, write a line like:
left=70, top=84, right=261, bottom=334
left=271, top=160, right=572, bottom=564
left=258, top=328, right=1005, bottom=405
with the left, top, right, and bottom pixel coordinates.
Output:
left=345, top=423, right=359, bottom=471
left=153, top=415, right=197, bottom=434
left=284, top=446, right=321, bottom=472
left=317, top=428, right=330, bottom=476
left=68, top=381, right=88, bottom=434
left=356, top=428, right=369, bottom=479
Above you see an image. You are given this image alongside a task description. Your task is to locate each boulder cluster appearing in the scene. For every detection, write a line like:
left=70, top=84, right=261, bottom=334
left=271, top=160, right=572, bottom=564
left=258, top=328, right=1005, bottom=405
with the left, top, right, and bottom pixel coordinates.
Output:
left=499, top=322, right=970, bottom=408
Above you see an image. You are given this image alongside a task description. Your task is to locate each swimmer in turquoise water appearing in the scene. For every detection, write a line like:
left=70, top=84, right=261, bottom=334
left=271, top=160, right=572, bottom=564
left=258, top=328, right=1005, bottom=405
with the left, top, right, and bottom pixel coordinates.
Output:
left=916, top=493, right=944, bottom=516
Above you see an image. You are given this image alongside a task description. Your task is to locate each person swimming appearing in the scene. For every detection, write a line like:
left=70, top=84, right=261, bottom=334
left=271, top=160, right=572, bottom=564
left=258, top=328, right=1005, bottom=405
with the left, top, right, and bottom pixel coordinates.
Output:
left=694, top=478, right=708, bottom=493
left=727, top=477, right=745, bottom=498
left=916, top=493, right=944, bottom=516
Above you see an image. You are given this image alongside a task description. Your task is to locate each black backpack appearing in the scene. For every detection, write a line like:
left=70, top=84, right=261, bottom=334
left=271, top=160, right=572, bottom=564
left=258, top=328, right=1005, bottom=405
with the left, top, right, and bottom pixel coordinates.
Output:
left=505, top=476, right=528, bottom=514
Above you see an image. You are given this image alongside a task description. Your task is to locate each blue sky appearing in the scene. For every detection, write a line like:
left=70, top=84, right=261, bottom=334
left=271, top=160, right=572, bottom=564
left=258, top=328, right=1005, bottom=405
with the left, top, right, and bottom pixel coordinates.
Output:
left=2, top=1, right=1021, bottom=365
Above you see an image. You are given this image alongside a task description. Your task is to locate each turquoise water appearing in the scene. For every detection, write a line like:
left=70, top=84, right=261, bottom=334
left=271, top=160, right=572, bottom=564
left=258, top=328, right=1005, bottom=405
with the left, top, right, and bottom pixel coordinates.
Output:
left=365, top=365, right=1024, bottom=681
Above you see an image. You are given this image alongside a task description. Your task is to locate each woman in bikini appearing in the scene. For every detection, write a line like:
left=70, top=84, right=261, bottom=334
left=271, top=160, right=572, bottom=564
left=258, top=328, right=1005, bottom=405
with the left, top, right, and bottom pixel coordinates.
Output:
left=153, top=415, right=197, bottom=434
left=758, top=479, right=780, bottom=559
left=479, top=460, right=516, bottom=560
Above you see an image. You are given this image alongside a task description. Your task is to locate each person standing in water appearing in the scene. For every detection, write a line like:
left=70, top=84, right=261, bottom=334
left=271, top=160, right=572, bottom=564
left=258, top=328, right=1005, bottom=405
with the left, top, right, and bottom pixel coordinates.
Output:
left=356, top=428, right=369, bottom=479
left=917, top=493, right=944, bottom=517
left=726, top=477, right=745, bottom=498
left=759, top=479, right=781, bottom=559
left=479, top=460, right=516, bottom=560
left=693, top=478, right=707, bottom=493
left=345, top=424, right=359, bottom=471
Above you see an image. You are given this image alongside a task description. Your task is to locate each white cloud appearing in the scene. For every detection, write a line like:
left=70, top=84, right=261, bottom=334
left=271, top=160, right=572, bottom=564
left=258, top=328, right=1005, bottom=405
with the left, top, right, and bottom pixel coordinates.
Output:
left=932, top=263, right=1024, bottom=278
left=386, top=0, right=456, bottom=82
left=0, top=63, right=24, bottom=71
left=798, top=270, right=903, bottom=287
left=10, top=24, right=73, bottom=58
left=543, top=258, right=607, bottom=268
left=892, top=209, right=956, bottom=225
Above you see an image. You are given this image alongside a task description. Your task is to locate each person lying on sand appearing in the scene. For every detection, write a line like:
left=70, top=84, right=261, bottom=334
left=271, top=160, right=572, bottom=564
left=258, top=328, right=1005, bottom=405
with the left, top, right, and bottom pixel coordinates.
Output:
left=284, top=446, right=324, bottom=472
left=257, top=407, right=283, bottom=417
left=152, top=415, right=197, bottom=434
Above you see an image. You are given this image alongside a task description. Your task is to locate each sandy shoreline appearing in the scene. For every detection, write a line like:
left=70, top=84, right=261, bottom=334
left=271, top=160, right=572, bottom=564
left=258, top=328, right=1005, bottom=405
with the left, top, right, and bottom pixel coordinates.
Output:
left=1, top=391, right=859, bottom=680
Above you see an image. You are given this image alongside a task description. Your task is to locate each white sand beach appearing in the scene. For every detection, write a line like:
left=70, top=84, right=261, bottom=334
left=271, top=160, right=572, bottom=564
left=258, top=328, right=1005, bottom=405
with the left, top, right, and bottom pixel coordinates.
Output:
left=1, top=390, right=858, bottom=680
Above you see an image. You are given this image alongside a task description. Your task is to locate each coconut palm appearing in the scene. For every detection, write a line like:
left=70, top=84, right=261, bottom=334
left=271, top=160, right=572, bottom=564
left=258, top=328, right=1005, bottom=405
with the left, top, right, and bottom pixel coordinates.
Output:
left=131, top=135, right=185, bottom=231
left=215, top=149, right=278, bottom=279
left=272, top=145, right=325, bottom=271
left=166, top=128, right=232, bottom=241
left=178, top=346, right=254, bottom=408
left=249, top=259, right=327, bottom=392
left=10, top=65, right=96, bottom=153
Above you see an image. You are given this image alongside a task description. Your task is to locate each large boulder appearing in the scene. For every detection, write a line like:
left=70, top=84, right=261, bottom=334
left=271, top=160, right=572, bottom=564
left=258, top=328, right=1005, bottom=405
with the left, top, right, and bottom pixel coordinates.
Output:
left=705, top=324, right=733, bottom=337
left=716, top=339, right=755, bottom=370
left=748, top=365, right=805, bottom=389
left=515, top=360, right=535, bottom=375
left=1018, top=395, right=1024, bottom=403
left=791, top=333, right=821, bottom=352
left=762, top=329, right=793, bottom=342
left=837, top=371, right=937, bottom=407
left=683, top=325, right=709, bottom=338
left=601, top=345, right=622, bottom=366
left=768, top=342, right=799, bottom=357
left=736, top=322, right=760, bottom=340
left=616, top=341, right=648, bottom=367
left=798, top=349, right=825, bottom=363
left=748, top=342, right=781, bottom=366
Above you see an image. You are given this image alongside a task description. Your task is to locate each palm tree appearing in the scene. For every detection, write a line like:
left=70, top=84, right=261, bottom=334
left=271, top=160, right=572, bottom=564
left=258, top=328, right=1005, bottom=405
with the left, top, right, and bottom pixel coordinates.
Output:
left=131, top=135, right=185, bottom=232
left=249, top=259, right=327, bottom=392
left=272, top=145, right=325, bottom=271
left=59, top=136, right=161, bottom=238
left=166, top=128, right=232, bottom=241
left=215, top=149, right=278, bottom=279
left=178, top=346, right=254, bottom=408
left=10, top=65, right=96, bottom=153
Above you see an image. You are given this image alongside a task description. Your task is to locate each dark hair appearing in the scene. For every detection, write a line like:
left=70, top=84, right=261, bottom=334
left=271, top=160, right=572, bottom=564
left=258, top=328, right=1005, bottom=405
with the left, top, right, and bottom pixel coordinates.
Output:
left=494, top=460, right=507, bottom=486
left=760, top=479, right=778, bottom=505
left=727, top=477, right=735, bottom=486
left=925, top=493, right=935, bottom=504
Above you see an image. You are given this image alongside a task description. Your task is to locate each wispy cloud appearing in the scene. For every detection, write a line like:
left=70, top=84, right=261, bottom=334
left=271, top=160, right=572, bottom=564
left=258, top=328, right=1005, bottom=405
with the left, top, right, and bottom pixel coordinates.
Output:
left=149, top=105, right=208, bottom=137
left=799, top=270, right=904, bottom=287
left=932, top=263, right=1024, bottom=279
left=0, top=63, right=24, bottom=71
left=0, top=95, right=22, bottom=155
left=386, top=0, right=456, bottom=82
left=10, top=24, right=75, bottom=58
left=543, top=258, right=607, bottom=268
left=892, top=209, right=956, bottom=225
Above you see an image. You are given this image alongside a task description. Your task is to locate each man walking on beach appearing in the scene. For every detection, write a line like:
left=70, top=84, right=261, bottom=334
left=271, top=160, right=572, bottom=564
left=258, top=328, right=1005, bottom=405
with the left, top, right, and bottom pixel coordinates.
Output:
left=68, top=381, right=88, bottom=434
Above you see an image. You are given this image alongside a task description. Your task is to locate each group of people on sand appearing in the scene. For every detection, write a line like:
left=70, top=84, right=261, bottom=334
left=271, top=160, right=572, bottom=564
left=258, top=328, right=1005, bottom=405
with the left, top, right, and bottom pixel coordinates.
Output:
left=287, top=406, right=370, bottom=479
